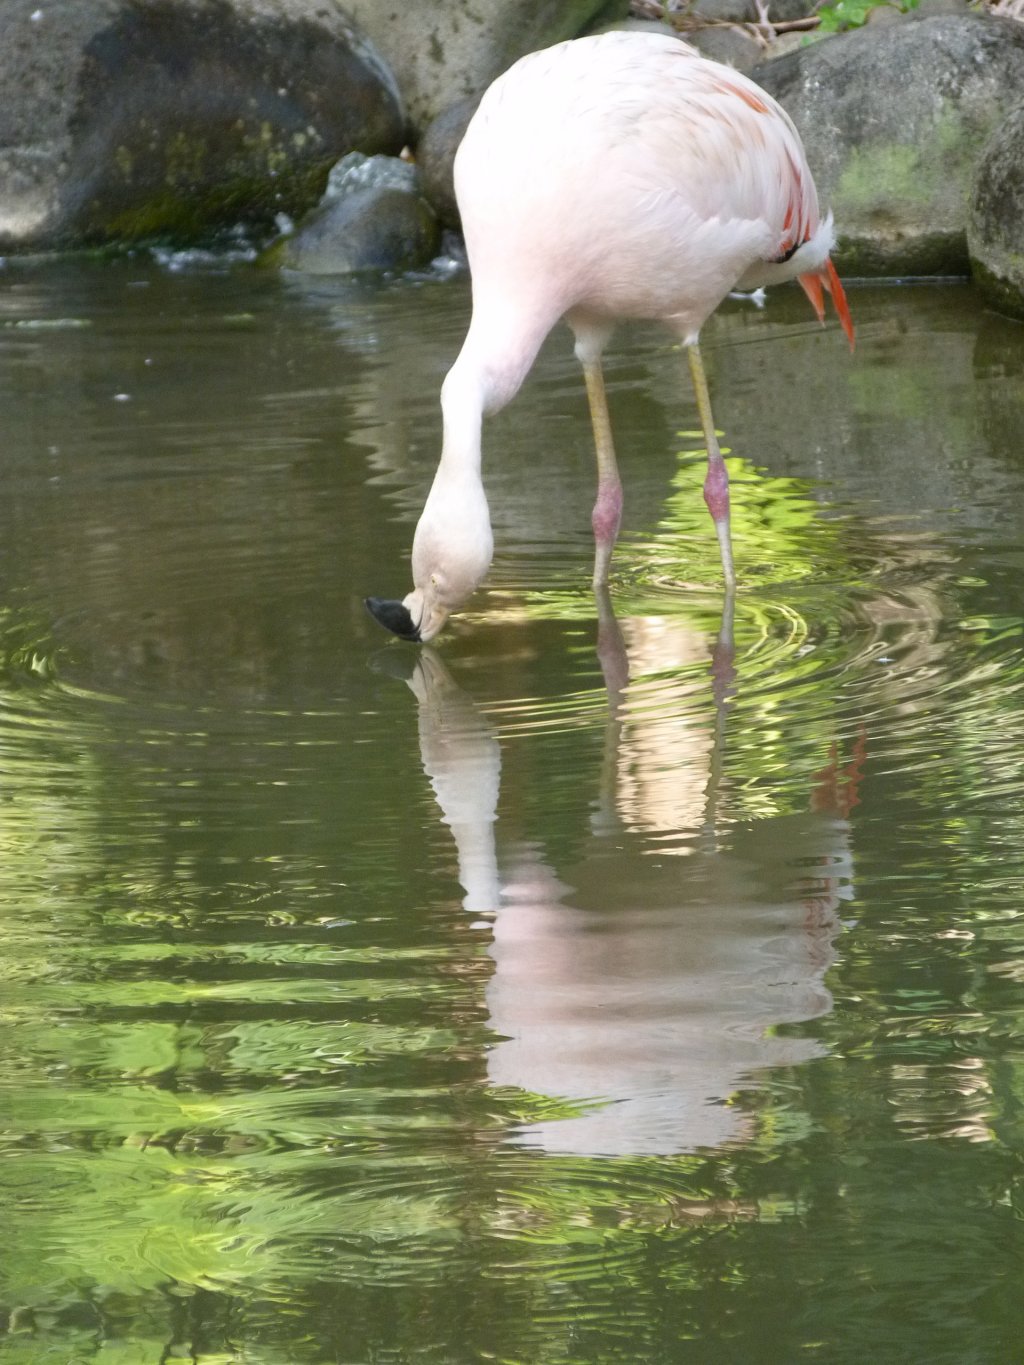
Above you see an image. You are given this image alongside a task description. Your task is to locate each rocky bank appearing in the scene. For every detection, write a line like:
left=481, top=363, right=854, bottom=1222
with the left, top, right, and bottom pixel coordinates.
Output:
left=0, top=0, right=1023, bottom=315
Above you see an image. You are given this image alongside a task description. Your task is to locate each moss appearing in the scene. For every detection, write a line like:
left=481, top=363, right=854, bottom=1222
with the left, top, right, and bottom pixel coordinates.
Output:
left=236, top=123, right=292, bottom=178
left=164, top=131, right=209, bottom=187
left=100, top=192, right=221, bottom=241
left=830, top=106, right=983, bottom=275
left=254, top=238, right=288, bottom=269
left=72, top=112, right=335, bottom=244
left=836, top=143, right=932, bottom=219
left=835, top=108, right=978, bottom=224
left=92, top=157, right=332, bottom=246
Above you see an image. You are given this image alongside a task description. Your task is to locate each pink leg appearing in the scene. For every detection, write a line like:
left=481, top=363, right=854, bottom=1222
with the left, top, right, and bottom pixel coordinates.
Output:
left=592, top=470, right=623, bottom=581
left=703, top=453, right=729, bottom=525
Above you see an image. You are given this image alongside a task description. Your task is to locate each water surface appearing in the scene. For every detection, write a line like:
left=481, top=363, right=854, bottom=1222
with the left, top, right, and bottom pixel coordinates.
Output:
left=1, top=257, right=1024, bottom=1362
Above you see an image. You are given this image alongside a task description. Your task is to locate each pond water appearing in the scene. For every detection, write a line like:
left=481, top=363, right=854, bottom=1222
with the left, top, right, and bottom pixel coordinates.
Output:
left=1, top=254, right=1024, bottom=1363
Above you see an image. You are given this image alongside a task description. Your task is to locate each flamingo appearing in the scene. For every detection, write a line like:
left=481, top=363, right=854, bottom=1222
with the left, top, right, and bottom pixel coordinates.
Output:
left=366, top=30, right=854, bottom=643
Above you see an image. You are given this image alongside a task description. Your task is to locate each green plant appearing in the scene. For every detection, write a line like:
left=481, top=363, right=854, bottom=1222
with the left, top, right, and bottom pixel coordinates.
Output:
left=817, top=0, right=919, bottom=31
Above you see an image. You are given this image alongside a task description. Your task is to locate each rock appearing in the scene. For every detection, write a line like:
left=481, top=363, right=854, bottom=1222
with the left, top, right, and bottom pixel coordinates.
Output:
left=417, top=98, right=480, bottom=229
left=276, top=154, right=440, bottom=274
left=279, top=188, right=439, bottom=275
left=752, top=14, right=1024, bottom=276
left=967, top=102, right=1024, bottom=321
left=0, top=0, right=404, bottom=252
left=598, top=16, right=678, bottom=37
left=691, top=0, right=755, bottom=20
left=760, top=31, right=822, bottom=59
left=687, top=27, right=763, bottom=72
left=321, top=151, right=419, bottom=204
left=341, top=0, right=630, bottom=133
left=764, top=0, right=819, bottom=18
left=693, top=0, right=816, bottom=20
left=911, top=0, right=970, bottom=15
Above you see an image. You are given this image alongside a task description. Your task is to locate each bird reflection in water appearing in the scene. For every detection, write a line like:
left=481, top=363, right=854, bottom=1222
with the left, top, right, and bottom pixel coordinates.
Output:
left=396, top=593, right=863, bottom=1156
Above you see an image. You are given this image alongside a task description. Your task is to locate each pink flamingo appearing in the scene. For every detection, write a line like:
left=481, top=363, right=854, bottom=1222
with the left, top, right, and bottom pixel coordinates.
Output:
left=366, top=31, right=854, bottom=643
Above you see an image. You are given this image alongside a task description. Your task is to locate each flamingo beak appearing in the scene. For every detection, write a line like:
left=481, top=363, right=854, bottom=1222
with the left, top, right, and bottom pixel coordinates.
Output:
left=365, top=596, right=421, bottom=642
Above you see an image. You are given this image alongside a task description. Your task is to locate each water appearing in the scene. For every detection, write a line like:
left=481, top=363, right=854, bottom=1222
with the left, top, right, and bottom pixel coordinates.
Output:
left=1, top=256, right=1024, bottom=1362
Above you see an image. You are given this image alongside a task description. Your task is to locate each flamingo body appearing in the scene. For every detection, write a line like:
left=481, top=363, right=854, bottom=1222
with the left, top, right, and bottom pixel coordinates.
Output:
left=366, top=31, right=852, bottom=643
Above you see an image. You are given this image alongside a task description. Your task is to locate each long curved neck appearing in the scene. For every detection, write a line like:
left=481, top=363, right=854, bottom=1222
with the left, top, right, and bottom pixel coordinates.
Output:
left=437, top=360, right=485, bottom=484
left=408, top=287, right=562, bottom=628
left=439, top=288, right=561, bottom=472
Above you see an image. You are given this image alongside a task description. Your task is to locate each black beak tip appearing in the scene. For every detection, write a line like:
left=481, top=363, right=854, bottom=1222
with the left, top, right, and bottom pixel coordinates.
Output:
left=364, top=596, right=421, bottom=643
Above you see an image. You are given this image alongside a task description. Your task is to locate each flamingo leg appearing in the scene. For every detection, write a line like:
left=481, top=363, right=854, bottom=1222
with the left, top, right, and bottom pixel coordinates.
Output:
left=580, top=356, right=623, bottom=587
left=686, top=342, right=736, bottom=590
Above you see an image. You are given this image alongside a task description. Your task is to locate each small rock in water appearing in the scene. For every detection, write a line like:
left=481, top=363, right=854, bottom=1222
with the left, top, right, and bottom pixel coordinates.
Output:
left=324, top=152, right=418, bottom=203
left=280, top=186, right=440, bottom=275
left=277, top=152, right=439, bottom=275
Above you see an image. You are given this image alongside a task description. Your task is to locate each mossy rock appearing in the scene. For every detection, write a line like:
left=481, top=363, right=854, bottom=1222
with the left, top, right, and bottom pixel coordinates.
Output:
left=0, top=0, right=404, bottom=251
left=968, top=103, right=1024, bottom=321
left=752, top=15, right=1024, bottom=276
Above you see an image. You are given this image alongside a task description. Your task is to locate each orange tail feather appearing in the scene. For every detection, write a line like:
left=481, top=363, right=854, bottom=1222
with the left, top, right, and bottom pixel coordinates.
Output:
left=825, top=258, right=855, bottom=352
left=799, top=271, right=825, bottom=324
left=799, top=260, right=855, bottom=352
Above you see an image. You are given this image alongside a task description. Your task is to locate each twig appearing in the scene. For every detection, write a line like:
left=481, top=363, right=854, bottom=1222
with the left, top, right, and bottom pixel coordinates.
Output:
left=629, top=0, right=823, bottom=44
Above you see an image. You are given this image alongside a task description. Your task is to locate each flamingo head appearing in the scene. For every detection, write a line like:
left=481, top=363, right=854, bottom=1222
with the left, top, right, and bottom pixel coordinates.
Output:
left=366, top=477, right=493, bottom=643
left=364, top=579, right=460, bottom=645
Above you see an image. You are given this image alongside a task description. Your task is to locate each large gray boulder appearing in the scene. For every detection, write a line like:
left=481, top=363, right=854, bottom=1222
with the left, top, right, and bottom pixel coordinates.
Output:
left=0, top=0, right=404, bottom=252
left=342, top=0, right=629, bottom=134
left=968, top=103, right=1024, bottom=321
left=752, top=15, right=1024, bottom=275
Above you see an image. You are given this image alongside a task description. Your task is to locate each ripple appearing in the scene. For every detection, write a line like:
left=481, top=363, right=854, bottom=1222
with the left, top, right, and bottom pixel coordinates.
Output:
left=4, top=265, right=1024, bottom=1362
